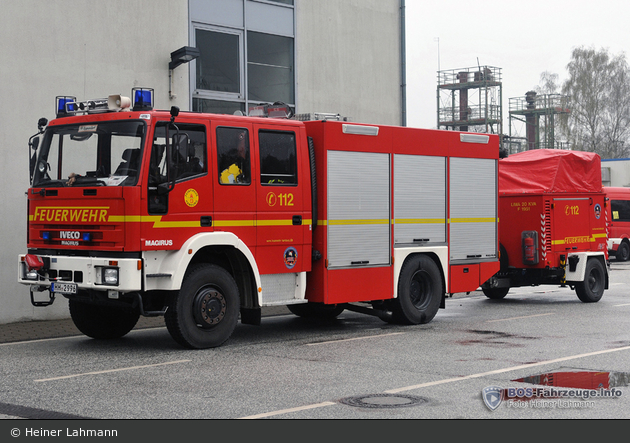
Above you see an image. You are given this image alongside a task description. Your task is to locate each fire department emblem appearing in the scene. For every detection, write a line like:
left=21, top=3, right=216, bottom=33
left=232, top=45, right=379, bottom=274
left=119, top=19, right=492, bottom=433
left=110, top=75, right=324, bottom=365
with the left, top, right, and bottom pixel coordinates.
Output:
left=284, top=247, right=298, bottom=269
left=482, top=386, right=503, bottom=411
left=594, top=203, right=601, bottom=219
left=185, top=188, right=199, bottom=208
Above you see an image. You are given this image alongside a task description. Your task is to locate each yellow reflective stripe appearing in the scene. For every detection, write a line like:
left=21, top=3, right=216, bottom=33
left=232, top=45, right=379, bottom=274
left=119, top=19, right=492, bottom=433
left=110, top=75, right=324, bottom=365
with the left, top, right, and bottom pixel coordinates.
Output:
left=327, top=219, right=390, bottom=226
left=394, top=218, right=446, bottom=224
left=107, top=215, right=312, bottom=228
left=552, top=235, right=604, bottom=245
left=449, top=217, right=497, bottom=223
left=214, top=220, right=256, bottom=227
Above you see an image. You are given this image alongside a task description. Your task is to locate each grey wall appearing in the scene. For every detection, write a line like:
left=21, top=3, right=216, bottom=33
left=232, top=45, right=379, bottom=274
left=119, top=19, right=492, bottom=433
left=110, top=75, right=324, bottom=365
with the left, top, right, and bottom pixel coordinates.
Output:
left=0, top=0, right=402, bottom=324
left=296, top=0, right=402, bottom=125
left=0, top=0, right=189, bottom=323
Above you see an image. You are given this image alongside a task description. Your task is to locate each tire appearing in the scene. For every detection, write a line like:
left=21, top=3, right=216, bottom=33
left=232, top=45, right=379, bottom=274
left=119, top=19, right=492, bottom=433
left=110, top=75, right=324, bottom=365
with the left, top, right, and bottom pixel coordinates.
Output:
left=575, top=258, right=605, bottom=303
left=69, top=300, right=139, bottom=339
left=482, top=287, right=509, bottom=300
left=287, top=303, right=344, bottom=319
left=165, top=264, right=240, bottom=349
left=617, top=241, right=630, bottom=262
left=391, top=255, right=443, bottom=325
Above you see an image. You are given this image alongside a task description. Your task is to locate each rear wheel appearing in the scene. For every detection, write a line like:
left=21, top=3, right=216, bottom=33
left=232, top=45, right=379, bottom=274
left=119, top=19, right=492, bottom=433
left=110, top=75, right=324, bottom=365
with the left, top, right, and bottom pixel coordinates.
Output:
left=391, top=255, right=443, bottom=325
left=575, top=258, right=605, bottom=303
left=482, top=287, right=509, bottom=300
left=287, top=303, right=344, bottom=319
left=616, top=241, right=630, bottom=261
left=165, top=264, right=240, bottom=349
left=69, top=300, right=139, bottom=339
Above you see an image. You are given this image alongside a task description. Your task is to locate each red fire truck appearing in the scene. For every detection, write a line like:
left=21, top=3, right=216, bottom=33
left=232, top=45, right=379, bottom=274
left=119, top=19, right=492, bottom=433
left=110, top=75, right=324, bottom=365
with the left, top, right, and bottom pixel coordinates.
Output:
left=18, top=88, right=500, bottom=348
left=604, top=186, right=630, bottom=261
left=481, top=149, right=609, bottom=302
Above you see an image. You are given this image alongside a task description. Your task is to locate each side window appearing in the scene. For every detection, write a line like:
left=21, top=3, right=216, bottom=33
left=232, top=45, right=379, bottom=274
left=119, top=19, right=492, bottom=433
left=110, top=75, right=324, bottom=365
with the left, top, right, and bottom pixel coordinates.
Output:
left=150, top=124, right=207, bottom=185
left=259, top=130, right=297, bottom=185
left=612, top=200, right=630, bottom=222
left=217, top=127, right=250, bottom=185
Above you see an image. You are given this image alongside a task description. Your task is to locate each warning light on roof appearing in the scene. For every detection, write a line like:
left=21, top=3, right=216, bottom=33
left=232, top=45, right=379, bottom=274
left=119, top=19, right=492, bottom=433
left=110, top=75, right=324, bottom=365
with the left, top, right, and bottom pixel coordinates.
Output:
left=56, top=96, right=76, bottom=117
left=132, top=88, right=153, bottom=111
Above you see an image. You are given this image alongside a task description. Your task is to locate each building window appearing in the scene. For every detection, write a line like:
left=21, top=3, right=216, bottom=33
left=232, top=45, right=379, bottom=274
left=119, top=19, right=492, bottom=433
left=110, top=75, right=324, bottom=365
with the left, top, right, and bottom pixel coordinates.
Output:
left=190, top=0, right=295, bottom=115
left=247, top=31, right=294, bottom=104
left=195, top=29, right=241, bottom=95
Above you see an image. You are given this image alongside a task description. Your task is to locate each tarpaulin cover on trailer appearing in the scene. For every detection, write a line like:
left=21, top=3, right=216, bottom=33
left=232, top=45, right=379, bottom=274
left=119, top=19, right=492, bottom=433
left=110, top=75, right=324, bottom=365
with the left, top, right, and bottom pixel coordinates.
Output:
left=498, top=149, right=602, bottom=194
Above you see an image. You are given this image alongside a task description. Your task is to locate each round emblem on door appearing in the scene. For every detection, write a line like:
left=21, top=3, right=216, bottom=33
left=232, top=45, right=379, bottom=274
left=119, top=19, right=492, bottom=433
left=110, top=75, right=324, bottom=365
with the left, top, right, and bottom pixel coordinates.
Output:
left=185, top=188, right=199, bottom=207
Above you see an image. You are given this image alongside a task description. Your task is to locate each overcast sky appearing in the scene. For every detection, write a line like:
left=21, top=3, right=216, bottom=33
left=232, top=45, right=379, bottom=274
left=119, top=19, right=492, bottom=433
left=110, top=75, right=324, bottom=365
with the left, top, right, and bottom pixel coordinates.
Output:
left=405, top=0, right=630, bottom=130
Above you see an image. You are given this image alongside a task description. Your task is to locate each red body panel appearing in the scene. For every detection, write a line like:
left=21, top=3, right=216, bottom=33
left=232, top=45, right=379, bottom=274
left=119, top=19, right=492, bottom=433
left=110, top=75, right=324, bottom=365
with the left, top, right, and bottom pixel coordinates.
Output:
left=604, top=187, right=630, bottom=252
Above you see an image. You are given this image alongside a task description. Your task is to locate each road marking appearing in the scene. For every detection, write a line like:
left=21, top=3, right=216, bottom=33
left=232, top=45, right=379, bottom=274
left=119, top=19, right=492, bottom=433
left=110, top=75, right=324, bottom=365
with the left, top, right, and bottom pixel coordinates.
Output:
left=34, top=360, right=191, bottom=382
left=306, top=332, right=405, bottom=346
left=239, top=344, right=630, bottom=418
left=385, top=344, right=630, bottom=393
left=0, top=336, right=80, bottom=347
left=485, top=312, right=554, bottom=323
left=239, top=402, right=337, bottom=419
left=613, top=303, right=630, bottom=307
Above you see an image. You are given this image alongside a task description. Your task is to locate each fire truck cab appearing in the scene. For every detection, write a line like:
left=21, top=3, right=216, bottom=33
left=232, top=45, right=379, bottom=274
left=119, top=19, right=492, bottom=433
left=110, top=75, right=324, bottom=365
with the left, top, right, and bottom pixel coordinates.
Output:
left=18, top=89, right=500, bottom=348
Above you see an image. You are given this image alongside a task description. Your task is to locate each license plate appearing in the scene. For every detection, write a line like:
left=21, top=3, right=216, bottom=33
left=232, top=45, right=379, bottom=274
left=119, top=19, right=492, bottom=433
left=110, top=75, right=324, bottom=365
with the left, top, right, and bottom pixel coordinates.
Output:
left=51, top=282, right=77, bottom=294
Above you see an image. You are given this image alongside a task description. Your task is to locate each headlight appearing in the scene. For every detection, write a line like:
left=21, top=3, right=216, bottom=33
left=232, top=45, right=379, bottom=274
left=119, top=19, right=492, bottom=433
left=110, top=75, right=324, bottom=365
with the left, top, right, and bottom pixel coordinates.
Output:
left=103, top=268, right=119, bottom=285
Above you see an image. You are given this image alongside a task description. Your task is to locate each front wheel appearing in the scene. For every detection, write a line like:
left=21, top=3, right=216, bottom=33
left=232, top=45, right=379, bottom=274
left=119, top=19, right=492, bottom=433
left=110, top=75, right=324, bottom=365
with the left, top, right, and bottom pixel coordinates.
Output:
left=165, top=264, right=240, bottom=349
left=391, top=255, right=443, bottom=325
left=69, top=300, right=139, bottom=339
left=575, top=258, right=605, bottom=303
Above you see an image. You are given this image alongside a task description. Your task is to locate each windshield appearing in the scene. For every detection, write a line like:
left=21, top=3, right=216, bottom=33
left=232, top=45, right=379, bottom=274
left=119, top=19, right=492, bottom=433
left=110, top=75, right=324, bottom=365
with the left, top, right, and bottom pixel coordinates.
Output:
left=33, top=121, right=146, bottom=187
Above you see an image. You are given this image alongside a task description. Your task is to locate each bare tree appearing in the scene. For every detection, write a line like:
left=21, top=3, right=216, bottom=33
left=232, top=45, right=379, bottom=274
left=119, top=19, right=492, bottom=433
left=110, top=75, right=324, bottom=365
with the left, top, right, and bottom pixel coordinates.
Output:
left=535, top=71, right=560, bottom=95
left=561, top=47, right=630, bottom=158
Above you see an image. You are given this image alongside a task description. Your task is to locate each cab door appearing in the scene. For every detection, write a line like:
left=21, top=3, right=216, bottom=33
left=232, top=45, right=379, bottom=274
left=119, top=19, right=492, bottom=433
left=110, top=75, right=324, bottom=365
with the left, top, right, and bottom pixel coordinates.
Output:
left=211, top=122, right=257, bottom=249
left=144, top=121, right=211, bottom=250
left=254, top=125, right=308, bottom=275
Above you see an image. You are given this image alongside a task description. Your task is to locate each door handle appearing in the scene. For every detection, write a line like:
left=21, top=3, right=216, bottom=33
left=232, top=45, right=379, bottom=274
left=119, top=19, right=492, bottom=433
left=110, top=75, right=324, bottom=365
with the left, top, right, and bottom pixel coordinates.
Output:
left=292, top=215, right=302, bottom=226
left=200, top=216, right=212, bottom=227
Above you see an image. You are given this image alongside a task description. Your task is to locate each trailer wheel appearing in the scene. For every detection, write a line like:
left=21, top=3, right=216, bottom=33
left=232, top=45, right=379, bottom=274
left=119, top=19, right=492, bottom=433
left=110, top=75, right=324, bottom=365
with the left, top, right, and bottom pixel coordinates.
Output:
left=287, top=303, right=344, bottom=319
left=575, top=258, right=605, bottom=303
left=69, top=300, right=139, bottom=339
left=165, top=264, right=240, bottom=349
left=482, top=287, right=509, bottom=300
left=616, top=241, right=630, bottom=262
left=392, top=255, right=443, bottom=325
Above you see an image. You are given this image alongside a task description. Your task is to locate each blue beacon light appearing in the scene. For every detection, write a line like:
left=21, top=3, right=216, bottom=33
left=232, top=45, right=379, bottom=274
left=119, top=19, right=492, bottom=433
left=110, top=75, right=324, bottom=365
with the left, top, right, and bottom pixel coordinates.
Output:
left=56, top=96, right=76, bottom=117
left=132, top=88, right=153, bottom=111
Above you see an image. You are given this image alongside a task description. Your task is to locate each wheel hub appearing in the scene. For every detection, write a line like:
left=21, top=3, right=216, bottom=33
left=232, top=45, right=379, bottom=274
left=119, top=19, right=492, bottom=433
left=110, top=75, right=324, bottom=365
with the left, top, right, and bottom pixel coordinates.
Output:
left=193, top=288, right=227, bottom=328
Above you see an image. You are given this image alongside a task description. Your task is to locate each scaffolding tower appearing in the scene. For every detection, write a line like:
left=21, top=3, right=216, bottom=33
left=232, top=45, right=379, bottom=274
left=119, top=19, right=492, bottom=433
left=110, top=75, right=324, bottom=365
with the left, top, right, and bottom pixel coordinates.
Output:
left=508, top=91, right=570, bottom=153
left=437, top=66, right=502, bottom=134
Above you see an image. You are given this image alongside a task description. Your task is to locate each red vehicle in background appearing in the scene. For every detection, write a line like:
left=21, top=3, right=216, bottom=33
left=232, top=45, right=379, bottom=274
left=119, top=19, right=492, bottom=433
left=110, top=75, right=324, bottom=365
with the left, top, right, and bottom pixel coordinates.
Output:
left=482, top=149, right=609, bottom=303
left=604, top=186, right=630, bottom=261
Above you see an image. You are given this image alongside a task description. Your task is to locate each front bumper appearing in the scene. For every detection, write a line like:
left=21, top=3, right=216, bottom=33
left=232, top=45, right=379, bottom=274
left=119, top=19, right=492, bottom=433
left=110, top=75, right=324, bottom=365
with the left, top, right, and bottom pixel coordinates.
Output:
left=18, top=253, right=143, bottom=294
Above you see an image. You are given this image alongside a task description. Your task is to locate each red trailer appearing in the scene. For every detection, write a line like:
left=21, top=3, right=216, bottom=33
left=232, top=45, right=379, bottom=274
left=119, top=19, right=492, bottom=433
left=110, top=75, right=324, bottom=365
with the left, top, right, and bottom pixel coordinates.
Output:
left=482, top=149, right=609, bottom=302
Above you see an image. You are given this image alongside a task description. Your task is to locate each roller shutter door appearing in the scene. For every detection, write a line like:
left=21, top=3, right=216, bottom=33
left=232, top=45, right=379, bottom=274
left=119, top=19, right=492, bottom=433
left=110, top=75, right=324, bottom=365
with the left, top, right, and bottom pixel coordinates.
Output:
left=393, top=154, right=446, bottom=245
left=327, top=151, right=390, bottom=268
left=449, top=157, right=497, bottom=261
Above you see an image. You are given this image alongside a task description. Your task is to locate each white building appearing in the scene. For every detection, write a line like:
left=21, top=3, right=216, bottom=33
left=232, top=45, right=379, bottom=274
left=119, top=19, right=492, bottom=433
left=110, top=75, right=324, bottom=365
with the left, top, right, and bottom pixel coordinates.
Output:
left=0, top=0, right=405, bottom=324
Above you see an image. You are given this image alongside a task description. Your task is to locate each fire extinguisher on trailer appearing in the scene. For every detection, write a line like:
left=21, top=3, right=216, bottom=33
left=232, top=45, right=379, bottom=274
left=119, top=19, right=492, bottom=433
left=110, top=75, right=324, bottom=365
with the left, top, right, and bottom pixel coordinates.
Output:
left=522, top=231, right=539, bottom=265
